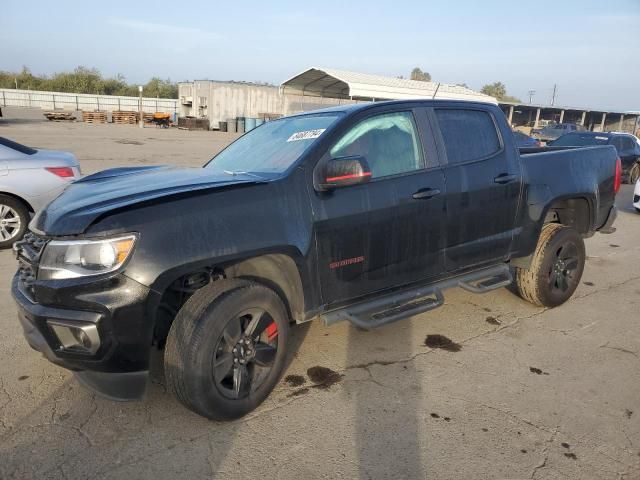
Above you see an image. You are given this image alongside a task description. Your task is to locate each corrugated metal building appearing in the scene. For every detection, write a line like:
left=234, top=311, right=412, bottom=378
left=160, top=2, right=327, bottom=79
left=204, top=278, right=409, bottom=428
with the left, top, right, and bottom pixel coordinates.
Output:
left=179, top=67, right=495, bottom=129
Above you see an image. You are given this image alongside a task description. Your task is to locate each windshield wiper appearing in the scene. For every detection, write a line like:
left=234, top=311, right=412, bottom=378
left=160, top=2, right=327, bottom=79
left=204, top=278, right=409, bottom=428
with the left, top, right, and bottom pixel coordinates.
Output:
left=222, top=170, right=267, bottom=181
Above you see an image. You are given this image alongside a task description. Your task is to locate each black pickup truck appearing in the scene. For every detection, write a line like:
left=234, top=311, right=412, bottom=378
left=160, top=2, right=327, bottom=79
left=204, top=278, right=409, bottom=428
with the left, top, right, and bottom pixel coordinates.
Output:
left=12, top=100, right=620, bottom=419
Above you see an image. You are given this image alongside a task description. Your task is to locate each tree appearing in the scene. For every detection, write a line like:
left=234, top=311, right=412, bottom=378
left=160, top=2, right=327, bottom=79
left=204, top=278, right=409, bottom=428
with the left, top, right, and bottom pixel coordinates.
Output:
left=480, top=81, right=521, bottom=102
left=410, top=67, right=431, bottom=82
left=0, top=66, right=179, bottom=98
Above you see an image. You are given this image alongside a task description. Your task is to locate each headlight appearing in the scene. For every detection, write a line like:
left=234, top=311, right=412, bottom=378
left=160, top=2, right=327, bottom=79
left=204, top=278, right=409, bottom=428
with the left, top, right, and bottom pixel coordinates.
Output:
left=38, top=235, right=137, bottom=280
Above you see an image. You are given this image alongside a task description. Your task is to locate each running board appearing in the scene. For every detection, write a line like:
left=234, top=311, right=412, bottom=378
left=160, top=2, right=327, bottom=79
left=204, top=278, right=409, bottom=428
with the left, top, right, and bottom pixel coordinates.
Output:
left=321, top=264, right=512, bottom=329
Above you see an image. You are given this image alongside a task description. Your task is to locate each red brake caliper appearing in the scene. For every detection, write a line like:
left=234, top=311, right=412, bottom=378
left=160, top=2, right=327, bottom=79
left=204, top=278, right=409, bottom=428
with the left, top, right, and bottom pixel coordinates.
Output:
left=265, top=322, right=278, bottom=342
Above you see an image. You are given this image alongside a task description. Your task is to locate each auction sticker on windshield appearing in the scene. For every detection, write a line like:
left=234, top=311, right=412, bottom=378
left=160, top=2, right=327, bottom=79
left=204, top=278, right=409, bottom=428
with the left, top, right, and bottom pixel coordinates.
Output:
left=287, top=129, right=326, bottom=142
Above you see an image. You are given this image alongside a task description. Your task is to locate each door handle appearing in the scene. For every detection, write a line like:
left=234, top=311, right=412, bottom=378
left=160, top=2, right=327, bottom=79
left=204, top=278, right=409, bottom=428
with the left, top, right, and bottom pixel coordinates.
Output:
left=412, top=188, right=441, bottom=200
left=494, top=173, right=518, bottom=184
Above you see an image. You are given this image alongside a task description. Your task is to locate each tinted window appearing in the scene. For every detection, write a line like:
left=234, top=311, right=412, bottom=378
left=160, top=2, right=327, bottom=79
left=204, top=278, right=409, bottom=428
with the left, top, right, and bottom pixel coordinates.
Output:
left=622, top=137, right=636, bottom=150
left=611, top=137, right=624, bottom=151
left=550, top=133, right=610, bottom=147
left=0, top=137, right=37, bottom=155
left=435, top=109, right=500, bottom=164
left=330, top=111, right=424, bottom=178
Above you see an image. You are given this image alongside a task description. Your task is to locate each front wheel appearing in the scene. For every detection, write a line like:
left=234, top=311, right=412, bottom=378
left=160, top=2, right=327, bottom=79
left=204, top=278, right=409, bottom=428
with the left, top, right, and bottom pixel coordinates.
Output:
left=515, top=224, right=585, bottom=307
left=164, top=279, right=290, bottom=420
left=629, top=163, right=640, bottom=185
left=0, top=195, right=29, bottom=249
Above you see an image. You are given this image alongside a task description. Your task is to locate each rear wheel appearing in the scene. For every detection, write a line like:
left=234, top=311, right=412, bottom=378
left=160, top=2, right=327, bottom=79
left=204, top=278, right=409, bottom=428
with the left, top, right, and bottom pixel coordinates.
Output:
left=0, top=195, right=29, bottom=249
left=164, top=279, right=290, bottom=420
left=515, top=224, right=585, bottom=307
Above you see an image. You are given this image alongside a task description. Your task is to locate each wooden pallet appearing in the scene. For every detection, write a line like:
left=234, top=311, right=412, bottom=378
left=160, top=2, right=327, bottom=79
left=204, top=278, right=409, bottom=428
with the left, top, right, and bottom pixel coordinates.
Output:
left=82, top=111, right=107, bottom=124
left=112, top=111, right=138, bottom=124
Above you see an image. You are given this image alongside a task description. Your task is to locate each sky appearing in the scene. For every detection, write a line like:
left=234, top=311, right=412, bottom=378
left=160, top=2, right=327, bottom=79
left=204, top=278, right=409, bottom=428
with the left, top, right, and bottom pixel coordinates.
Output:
left=2, top=0, right=639, bottom=111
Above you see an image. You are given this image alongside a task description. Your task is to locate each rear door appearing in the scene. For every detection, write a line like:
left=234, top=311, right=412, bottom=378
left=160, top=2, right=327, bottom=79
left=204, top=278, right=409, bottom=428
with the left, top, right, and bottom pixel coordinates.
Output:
left=310, top=107, right=447, bottom=306
left=430, top=106, right=522, bottom=272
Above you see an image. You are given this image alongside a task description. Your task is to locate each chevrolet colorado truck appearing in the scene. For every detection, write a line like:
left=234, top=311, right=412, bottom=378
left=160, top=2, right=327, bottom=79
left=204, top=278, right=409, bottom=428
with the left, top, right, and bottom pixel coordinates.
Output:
left=12, top=100, right=620, bottom=420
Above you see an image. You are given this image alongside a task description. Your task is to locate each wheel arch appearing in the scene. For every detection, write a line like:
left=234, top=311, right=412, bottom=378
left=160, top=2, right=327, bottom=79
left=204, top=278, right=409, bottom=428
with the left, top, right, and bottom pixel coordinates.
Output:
left=148, top=251, right=308, bottom=348
left=541, top=195, right=594, bottom=235
left=0, top=191, right=34, bottom=213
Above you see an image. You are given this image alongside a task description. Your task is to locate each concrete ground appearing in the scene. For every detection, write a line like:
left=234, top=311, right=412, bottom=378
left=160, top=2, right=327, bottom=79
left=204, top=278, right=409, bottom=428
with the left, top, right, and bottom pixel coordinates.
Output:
left=0, top=108, right=639, bottom=479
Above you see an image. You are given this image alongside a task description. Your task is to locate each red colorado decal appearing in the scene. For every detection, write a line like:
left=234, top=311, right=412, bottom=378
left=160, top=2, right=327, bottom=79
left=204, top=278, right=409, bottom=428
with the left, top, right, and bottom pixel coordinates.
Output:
left=329, top=256, right=365, bottom=269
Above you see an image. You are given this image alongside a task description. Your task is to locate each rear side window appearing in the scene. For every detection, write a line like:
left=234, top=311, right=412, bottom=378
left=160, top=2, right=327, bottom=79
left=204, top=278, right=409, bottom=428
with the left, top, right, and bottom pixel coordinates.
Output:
left=0, top=137, right=37, bottom=155
left=435, top=109, right=501, bottom=164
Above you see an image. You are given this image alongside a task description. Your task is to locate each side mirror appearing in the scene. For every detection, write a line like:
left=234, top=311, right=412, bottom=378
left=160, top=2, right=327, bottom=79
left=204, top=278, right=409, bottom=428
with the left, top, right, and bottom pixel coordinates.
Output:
left=318, top=155, right=372, bottom=191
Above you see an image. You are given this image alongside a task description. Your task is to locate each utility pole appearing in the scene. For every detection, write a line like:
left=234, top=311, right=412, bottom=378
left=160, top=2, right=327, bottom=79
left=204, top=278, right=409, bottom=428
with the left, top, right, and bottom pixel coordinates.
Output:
left=551, top=84, right=557, bottom=106
left=138, top=85, right=144, bottom=129
left=528, top=90, right=535, bottom=104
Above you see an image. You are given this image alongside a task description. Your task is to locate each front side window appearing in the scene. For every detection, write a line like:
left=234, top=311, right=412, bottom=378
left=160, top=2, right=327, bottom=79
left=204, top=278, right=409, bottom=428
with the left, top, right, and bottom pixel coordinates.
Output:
left=205, top=113, right=340, bottom=176
left=329, top=111, right=424, bottom=178
left=435, top=109, right=501, bottom=164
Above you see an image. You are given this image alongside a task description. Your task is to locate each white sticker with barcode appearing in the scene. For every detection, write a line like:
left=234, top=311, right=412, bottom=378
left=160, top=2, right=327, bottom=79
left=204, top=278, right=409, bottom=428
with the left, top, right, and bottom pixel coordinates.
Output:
left=287, top=129, right=326, bottom=142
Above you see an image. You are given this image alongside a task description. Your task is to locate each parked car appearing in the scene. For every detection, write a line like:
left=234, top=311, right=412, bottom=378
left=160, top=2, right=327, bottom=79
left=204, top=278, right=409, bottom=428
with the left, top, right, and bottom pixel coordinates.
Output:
left=534, top=123, right=586, bottom=142
left=634, top=178, right=640, bottom=213
left=0, top=137, right=81, bottom=247
left=513, top=130, right=542, bottom=148
left=13, top=100, right=620, bottom=420
left=548, top=132, right=640, bottom=183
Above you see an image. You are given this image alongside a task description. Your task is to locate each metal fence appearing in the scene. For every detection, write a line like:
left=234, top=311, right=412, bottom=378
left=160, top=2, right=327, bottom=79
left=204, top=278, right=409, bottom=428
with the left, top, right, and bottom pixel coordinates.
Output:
left=0, top=88, right=179, bottom=113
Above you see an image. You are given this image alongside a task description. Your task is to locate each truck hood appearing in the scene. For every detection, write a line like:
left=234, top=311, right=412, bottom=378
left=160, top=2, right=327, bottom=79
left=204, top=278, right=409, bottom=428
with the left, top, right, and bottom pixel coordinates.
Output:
left=31, top=165, right=266, bottom=235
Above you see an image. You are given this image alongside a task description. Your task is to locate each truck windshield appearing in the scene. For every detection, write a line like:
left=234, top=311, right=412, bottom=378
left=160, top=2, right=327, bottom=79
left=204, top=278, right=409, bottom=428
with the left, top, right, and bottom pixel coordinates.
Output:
left=550, top=133, right=610, bottom=147
left=205, top=113, right=341, bottom=176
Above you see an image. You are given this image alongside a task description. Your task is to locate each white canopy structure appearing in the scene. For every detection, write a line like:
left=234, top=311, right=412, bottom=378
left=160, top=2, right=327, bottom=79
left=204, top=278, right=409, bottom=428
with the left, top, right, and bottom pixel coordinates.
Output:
left=281, top=67, right=497, bottom=104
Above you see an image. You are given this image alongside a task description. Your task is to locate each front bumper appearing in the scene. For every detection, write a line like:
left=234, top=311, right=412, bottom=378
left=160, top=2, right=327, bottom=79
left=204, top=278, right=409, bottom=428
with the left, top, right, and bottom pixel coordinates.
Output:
left=12, top=272, right=156, bottom=400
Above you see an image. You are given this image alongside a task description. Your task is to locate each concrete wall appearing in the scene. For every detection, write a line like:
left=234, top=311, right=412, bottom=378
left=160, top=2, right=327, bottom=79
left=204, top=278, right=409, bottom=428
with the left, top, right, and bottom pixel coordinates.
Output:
left=178, top=81, right=361, bottom=129
left=0, top=88, right=178, bottom=113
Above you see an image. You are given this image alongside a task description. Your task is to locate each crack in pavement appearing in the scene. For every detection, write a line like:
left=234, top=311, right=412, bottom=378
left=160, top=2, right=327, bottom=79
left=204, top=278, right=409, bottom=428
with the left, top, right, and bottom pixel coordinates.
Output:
left=600, top=342, right=639, bottom=360
left=531, top=426, right=559, bottom=479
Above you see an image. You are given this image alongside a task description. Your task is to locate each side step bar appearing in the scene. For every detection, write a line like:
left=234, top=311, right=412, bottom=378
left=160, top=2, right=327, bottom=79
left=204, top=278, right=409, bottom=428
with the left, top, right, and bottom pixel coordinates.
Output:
left=321, top=264, right=512, bottom=329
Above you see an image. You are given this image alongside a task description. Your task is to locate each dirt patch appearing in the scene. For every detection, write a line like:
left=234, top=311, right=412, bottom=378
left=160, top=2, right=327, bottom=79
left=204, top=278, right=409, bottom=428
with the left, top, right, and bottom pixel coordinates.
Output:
left=17, top=375, right=29, bottom=381
left=284, top=374, right=305, bottom=387
left=625, top=409, right=633, bottom=419
left=609, top=244, right=620, bottom=248
left=485, top=316, right=501, bottom=325
left=424, top=334, right=462, bottom=352
left=115, top=139, right=144, bottom=145
left=520, top=449, right=527, bottom=454
left=307, top=366, right=343, bottom=390
left=529, top=367, right=550, bottom=375
left=583, top=281, right=595, bottom=286
left=430, top=413, right=440, bottom=419
left=483, top=307, right=492, bottom=312
left=564, top=453, right=577, bottom=460
left=561, top=442, right=570, bottom=449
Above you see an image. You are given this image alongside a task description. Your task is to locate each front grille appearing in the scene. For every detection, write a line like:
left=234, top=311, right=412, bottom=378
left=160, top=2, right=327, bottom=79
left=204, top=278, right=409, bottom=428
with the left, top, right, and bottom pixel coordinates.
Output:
left=13, top=232, right=47, bottom=301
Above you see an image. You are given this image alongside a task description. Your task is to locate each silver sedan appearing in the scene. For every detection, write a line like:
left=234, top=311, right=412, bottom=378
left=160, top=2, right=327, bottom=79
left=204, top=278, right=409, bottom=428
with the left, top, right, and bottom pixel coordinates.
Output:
left=0, top=137, right=81, bottom=247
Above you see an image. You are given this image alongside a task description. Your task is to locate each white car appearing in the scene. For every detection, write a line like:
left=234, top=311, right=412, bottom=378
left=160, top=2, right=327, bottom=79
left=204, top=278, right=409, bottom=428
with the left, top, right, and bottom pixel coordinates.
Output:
left=634, top=178, right=640, bottom=213
left=0, top=137, right=81, bottom=247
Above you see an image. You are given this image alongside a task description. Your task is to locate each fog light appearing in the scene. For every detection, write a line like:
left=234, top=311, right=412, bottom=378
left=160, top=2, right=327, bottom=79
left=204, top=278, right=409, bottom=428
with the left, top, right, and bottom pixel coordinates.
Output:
left=47, top=320, right=101, bottom=354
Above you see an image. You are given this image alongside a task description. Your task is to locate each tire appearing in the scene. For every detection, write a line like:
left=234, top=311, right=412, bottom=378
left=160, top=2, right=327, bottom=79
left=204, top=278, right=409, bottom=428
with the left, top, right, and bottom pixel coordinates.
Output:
left=0, top=195, right=29, bottom=249
left=635, top=207, right=640, bottom=214
left=164, top=278, right=290, bottom=420
left=629, top=163, right=640, bottom=185
left=515, top=223, right=585, bottom=308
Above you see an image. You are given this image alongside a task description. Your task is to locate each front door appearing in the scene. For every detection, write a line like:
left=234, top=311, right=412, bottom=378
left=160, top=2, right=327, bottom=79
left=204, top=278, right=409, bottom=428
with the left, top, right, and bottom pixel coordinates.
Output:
left=310, top=108, right=446, bottom=306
